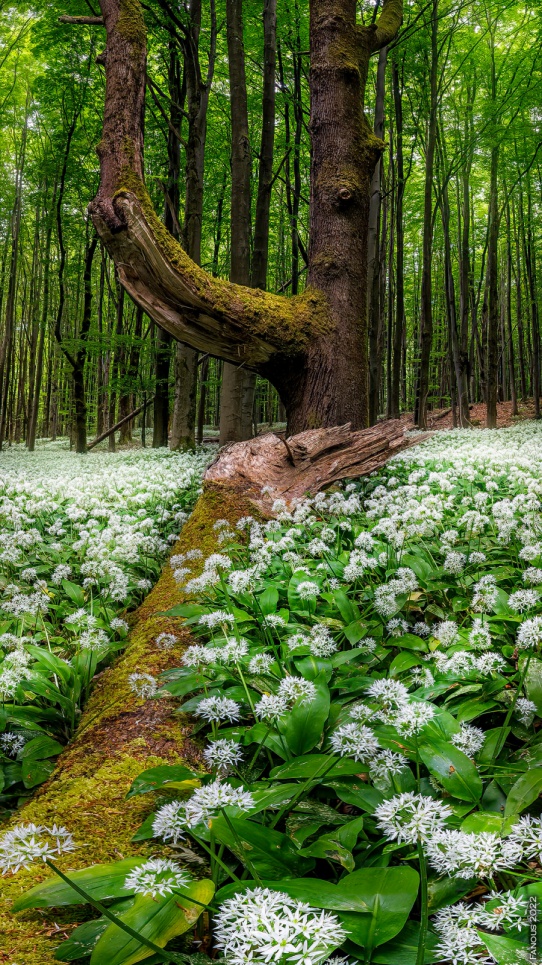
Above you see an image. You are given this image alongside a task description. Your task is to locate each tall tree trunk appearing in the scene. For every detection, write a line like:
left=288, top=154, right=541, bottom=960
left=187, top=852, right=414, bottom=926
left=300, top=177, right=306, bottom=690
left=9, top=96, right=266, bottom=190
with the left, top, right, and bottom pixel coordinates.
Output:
left=28, top=182, right=56, bottom=450
left=152, top=325, right=171, bottom=447
left=389, top=57, right=404, bottom=420
left=505, top=199, right=518, bottom=416
left=72, top=233, right=99, bottom=452
left=251, top=0, right=277, bottom=293
left=368, top=46, right=387, bottom=425
left=171, top=1, right=217, bottom=451
left=220, top=0, right=256, bottom=445
left=415, top=0, right=438, bottom=429
left=0, top=99, right=28, bottom=449
left=485, top=142, right=500, bottom=427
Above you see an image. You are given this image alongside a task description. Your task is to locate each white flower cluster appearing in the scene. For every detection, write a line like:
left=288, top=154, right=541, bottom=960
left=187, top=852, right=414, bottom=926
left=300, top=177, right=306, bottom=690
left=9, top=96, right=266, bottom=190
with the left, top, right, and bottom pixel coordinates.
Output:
left=213, top=888, right=347, bottom=964
left=0, top=823, right=75, bottom=874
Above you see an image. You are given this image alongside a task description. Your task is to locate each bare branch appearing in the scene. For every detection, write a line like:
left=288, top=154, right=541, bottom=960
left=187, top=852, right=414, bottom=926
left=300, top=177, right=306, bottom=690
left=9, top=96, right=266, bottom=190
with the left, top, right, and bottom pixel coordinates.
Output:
left=58, top=15, right=104, bottom=25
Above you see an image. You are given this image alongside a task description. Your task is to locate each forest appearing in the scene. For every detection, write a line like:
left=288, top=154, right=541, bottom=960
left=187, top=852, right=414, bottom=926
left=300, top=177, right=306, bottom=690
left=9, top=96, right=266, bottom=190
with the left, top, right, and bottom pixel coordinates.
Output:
left=2, top=1, right=542, bottom=964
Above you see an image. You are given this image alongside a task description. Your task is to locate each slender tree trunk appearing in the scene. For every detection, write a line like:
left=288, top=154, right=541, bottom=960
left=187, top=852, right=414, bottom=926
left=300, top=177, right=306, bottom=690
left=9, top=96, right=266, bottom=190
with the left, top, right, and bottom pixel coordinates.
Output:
left=0, top=100, right=28, bottom=449
left=505, top=199, right=518, bottom=416
left=72, top=233, right=99, bottom=452
left=220, top=0, right=256, bottom=445
left=415, top=0, right=438, bottom=429
left=485, top=142, right=500, bottom=428
left=368, top=46, right=387, bottom=425
left=251, top=0, right=277, bottom=292
left=389, top=58, right=404, bottom=419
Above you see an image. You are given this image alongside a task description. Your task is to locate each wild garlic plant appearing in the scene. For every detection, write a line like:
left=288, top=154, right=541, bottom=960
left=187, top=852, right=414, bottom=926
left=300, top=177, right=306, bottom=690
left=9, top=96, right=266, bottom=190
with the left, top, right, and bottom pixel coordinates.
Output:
left=0, top=442, right=208, bottom=808
left=14, top=422, right=542, bottom=965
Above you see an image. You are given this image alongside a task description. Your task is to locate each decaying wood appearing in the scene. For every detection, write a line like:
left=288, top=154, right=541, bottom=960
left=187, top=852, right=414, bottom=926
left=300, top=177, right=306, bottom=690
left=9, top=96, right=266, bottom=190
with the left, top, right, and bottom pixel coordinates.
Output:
left=206, top=420, right=430, bottom=507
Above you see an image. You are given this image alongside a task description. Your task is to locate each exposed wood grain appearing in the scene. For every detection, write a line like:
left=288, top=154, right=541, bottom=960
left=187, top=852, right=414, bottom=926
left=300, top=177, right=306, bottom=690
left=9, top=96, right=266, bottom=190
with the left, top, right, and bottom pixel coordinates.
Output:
left=206, top=420, right=430, bottom=508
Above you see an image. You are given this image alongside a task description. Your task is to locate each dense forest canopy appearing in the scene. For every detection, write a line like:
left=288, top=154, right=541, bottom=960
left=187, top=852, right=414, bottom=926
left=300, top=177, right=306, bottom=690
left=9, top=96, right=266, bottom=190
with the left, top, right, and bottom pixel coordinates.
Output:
left=0, top=0, right=540, bottom=449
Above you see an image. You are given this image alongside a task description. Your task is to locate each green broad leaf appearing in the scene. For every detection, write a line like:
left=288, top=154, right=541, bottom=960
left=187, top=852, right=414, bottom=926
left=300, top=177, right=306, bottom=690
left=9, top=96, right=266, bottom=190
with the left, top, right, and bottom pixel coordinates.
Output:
left=336, top=866, right=420, bottom=951
left=214, top=877, right=342, bottom=909
left=90, top=878, right=214, bottom=965
left=477, top=726, right=511, bottom=765
left=331, top=648, right=366, bottom=667
left=61, top=580, right=86, bottom=607
left=482, top=779, right=508, bottom=813
left=12, top=858, right=145, bottom=911
left=55, top=918, right=111, bottom=961
left=371, top=921, right=440, bottom=964
left=393, top=633, right=429, bottom=651
left=294, top=655, right=333, bottom=681
left=159, top=673, right=207, bottom=698
left=26, top=646, right=73, bottom=683
left=259, top=586, right=279, bottom=615
left=21, top=735, right=64, bottom=760
left=277, top=675, right=330, bottom=755
left=389, top=652, right=422, bottom=676
left=209, top=815, right=315, bottom=879
left=427, top=874, right=478, bottom=913
left=270, top=755, right=361, bottom=780
left=333, top=589, right=360, bottom=624
left=461, top=811, right=505, bottom=833
left=21, top=757, right=56, bottom=788
left=343, top=620, right=366, bottom=645
left=325, top=778, right=384, bottom=812
left=249, top=784, right=298, bottom=813
left=126, top=765, right=200, bottom=798
left=504, top=767, right=542, bottom=817
left=131, top=812, right=157, bottom=842
left=54, top=900, right=135, bottom=961
left=243, top=722, right=289, bottom=759
left=455, top=698, right=499, bottom=722
left=298, top=832, right=355, bottom=870
left=288, top=571, right=319, bottom=614
left=525, top=656, right=542, bottom=716
left=479, top=931, right=531, bottom=964
left=2, top=761, right=22, bottom=788
left=419, top=739, right=483, bottom=802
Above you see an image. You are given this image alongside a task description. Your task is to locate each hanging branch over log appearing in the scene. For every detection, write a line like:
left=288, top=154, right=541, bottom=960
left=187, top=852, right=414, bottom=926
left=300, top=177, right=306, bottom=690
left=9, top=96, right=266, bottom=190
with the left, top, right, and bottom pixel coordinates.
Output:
left=206, top=421, right=429, bottom=508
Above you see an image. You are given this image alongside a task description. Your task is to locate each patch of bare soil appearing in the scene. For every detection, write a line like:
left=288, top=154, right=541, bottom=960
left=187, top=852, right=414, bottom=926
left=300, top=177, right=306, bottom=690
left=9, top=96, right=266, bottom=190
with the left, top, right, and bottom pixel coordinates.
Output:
left=401, top=399, right=538, bottom=432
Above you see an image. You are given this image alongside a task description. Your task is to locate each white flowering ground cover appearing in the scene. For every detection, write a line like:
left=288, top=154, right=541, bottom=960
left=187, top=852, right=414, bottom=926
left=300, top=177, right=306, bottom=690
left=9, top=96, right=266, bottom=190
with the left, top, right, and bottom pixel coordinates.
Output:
left=0, top=442, right=208, bottom=809
left=10, top=421, right=542, bottom=965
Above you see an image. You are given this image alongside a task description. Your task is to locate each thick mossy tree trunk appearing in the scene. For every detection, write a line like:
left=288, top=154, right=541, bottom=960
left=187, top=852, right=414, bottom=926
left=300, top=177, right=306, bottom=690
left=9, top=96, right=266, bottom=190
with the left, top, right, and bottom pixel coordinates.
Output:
left=85, top=0, right=402, bottom=435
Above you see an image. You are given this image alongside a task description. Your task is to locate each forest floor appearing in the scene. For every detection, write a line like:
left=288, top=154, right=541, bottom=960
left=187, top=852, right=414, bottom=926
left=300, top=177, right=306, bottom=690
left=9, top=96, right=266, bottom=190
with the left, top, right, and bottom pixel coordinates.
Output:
left=403, top=398, right=537, bottom=431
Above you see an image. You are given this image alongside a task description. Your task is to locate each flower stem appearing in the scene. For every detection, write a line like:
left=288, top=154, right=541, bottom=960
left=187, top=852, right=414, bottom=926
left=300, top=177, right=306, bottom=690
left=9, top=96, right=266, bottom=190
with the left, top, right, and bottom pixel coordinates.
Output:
left=416, top=840, right=428, bottom=965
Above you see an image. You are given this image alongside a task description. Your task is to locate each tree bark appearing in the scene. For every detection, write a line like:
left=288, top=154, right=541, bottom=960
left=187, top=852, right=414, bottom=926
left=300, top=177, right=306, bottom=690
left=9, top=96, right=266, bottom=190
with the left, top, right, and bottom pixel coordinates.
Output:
left=368, top=46, right=387, bottom=425
left=87, top=0, right=402, bottom=433
left=220, top=0, right=256, bottom=445
left=415, top=0, right=437, bottom=430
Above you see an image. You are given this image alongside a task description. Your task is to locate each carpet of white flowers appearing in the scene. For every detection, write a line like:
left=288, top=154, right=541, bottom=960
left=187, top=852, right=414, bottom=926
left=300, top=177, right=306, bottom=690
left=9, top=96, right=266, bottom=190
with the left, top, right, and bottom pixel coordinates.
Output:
left=0, top=441, right=209, bottom=808
left=8, top=422, right=542, bottom=965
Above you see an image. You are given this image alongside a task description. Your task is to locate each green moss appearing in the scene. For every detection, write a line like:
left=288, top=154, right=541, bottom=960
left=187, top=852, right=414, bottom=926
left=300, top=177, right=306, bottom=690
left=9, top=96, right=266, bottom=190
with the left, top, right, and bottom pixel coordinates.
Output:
left=117, top=0, right=146, bottom=48
left=113, top=171, right=332, bottom=360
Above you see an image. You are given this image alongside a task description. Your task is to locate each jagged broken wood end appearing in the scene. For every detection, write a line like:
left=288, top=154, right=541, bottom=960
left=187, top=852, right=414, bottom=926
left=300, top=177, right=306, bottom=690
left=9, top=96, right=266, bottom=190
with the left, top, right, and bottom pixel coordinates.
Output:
left=205, top=420, right=431, bottom=509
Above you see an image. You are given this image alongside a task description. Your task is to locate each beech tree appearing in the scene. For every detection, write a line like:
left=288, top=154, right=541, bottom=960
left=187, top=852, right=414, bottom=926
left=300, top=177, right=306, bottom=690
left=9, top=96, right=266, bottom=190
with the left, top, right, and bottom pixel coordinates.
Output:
left=72, top=0, right=403, bottom=440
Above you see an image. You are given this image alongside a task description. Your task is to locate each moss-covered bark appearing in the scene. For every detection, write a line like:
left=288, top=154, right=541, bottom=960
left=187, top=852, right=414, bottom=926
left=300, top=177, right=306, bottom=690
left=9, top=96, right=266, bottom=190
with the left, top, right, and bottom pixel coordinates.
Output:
left=1, top=483, right=257, bottom=963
